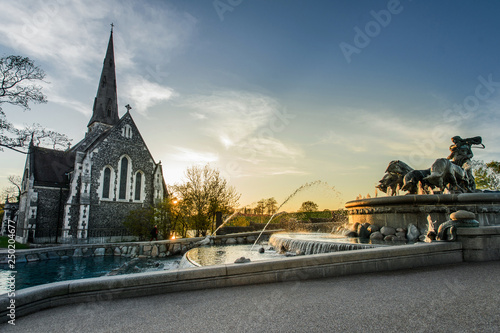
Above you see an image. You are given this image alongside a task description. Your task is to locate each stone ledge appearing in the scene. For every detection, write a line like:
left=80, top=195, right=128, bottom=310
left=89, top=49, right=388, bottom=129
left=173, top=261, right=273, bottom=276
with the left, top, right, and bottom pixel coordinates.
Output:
left=457, top=226, right=500, bottom=236
left=0, top=242, right=462, bottom=323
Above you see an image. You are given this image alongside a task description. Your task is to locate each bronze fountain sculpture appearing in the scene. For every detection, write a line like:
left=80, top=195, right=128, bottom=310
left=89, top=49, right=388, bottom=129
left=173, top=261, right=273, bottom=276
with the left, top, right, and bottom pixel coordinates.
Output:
left=377, top=136, right=484, bottom=195
left=374, top=136, right=485, bottom=241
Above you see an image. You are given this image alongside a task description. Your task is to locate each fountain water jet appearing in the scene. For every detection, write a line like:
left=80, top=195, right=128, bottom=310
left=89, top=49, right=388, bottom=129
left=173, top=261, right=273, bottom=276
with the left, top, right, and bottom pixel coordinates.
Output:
left=250, top=180, right=340, bottom=251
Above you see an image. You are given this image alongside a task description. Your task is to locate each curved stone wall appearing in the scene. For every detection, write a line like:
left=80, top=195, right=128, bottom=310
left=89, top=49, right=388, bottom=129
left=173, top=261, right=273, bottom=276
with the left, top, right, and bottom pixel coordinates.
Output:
left=345, top=193, right=500, bottom=230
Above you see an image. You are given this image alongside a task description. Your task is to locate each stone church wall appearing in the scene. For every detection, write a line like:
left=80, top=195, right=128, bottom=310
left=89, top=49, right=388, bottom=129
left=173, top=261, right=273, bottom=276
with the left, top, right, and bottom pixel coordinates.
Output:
left=87, top=115, right=157, bottom=232
left=33, top=187, right=68, bottom=243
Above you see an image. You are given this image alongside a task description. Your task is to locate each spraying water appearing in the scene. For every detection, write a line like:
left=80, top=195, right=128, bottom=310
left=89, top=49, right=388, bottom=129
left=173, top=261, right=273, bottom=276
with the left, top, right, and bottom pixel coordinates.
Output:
left=250, top=180, right=337, bottom=251
left=212, top=201, right=261, bottom=236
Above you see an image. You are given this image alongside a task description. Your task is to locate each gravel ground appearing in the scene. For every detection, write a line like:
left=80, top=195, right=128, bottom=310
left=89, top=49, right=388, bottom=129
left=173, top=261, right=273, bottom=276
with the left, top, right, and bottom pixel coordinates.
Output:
left=4, top=261, right=500, bottom=333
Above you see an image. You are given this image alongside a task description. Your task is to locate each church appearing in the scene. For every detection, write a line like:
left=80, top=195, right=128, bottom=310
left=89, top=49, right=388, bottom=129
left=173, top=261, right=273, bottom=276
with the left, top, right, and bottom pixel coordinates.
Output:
left=16, top=29, right=167, bottom=244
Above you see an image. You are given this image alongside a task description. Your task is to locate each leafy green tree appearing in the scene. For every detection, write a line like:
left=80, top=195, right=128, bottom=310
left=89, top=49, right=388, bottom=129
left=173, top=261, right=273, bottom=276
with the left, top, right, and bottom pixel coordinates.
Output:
left=473, top=160, right=500, bottom=190
left=172, top=164, right=240, bottom=236
left=254, top=199, right=266, bottom=215
left=123, top=206, right=155, bottom=241
left=265, top=197, right=278, bottom=214
left=298, top=201, right=318, bottom=213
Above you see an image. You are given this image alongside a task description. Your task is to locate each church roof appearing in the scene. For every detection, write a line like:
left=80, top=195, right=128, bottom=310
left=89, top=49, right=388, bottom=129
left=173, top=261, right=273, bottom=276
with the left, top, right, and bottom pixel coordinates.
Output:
left=87, top=29, right=119, bottom=128
left=29, top=146, right=75, bottom=187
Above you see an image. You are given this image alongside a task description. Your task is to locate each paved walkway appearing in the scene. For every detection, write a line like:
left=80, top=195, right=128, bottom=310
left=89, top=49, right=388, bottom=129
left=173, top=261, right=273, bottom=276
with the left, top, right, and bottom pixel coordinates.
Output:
left=4, top=261, right=500, bottom=332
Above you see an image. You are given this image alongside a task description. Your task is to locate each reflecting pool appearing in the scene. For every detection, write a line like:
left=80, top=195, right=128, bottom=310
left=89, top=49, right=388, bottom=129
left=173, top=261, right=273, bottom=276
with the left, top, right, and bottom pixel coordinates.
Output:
left=0, top=255, right=182, bottom=294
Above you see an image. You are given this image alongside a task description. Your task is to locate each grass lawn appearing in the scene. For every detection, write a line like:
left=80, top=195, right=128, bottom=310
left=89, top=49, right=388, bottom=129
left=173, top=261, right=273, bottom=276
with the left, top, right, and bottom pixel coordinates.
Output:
left=0, top=236, right=29, bottom=249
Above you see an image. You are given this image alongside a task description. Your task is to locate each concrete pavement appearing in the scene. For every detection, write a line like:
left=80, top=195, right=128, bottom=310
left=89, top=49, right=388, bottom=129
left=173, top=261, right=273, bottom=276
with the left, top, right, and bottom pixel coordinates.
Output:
left=3, top=261, right=500, bottom=332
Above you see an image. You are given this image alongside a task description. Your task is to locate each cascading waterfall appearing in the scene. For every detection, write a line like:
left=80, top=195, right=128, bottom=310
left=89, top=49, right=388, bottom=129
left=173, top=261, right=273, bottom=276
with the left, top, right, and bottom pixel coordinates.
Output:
left=269, top=233, right=379, bottom=255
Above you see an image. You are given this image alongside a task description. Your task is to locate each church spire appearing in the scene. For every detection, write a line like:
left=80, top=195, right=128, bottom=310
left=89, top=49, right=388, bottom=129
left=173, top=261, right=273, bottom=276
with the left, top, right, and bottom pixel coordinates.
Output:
left=88, top=26, right=119, bottom=129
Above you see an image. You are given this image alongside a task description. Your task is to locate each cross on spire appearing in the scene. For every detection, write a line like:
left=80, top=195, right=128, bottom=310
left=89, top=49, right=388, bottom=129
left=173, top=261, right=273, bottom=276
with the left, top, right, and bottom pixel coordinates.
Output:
left=125, top=104, right=132, bottom=112
left=110, top=22, right=114, bottom=33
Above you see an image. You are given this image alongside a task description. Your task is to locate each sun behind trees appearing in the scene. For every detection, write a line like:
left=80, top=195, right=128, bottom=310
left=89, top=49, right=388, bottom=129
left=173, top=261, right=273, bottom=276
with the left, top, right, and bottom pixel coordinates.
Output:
left=124, top=165, right=240, bottom=239
left=172, top=164, right=241, bottom=237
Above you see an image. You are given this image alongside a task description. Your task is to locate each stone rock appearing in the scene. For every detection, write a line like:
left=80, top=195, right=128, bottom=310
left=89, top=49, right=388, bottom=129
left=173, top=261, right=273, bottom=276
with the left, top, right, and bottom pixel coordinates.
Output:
left=171, top=243, right=181, bottom=254
left=395, top=231, right=406, bottom=239
left=151, top=245, right=158, bottom=257
left=351, top=223, right=360, bottom=232
left=407, top=224, right=420, bottom=242
left=380, top=226, right=396, bottom=236
left=258, top=247, right=265, bottom=253
left=418, top=234, right=427, bottom=242
left=247, top=236, right=257, bottom=243
left=357, top=224, right=371, bottom=239
left=236, top=237, right=245, bottom=244
left=234, top=257, right=251, bottom=263
left=181, top=245, right=188, bottom=254
left=367, top=225, right=379, bottom=233
left=16, top=255, right=27, bottom=263
left=450, top=210, right=476, bottom=220
left=39, top=253, right=48, bottom=261
left=73, top=248, right=83, bottom=257
left=396, top=228, right=406, bottom=233
left=159, top=253, right=166, bottom=258
left=105, top=248, right=114, bottom=256
left=47, top=251, right=60, bottom=259
left=143, top=245, right=152, bottom=252
left=370, top=231, right=384, bottom=240
left=26, top=254, right=40, bottom=262
left=346, top=231, right=358, bottom=237
left=225, top=238, right=237, bottom=245
left=384, top=235, right=396, bottom=241
left=159, top=244, right=167, bottom=253
left=113, top=247, right=121, bottom=256
left=94, top=248, right=105, bottom=256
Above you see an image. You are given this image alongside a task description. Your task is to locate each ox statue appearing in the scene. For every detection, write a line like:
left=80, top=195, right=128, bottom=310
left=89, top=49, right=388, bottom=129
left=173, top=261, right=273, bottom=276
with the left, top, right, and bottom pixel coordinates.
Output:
left=423, top=158, right=470, bottom=192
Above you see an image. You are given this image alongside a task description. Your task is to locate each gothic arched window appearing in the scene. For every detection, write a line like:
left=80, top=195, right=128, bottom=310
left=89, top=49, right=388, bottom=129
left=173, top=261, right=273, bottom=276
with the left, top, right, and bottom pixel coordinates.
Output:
left=102, top=167, right=111, bottom=199
left=134, top=172, right=142, bottom=201
left=119, top=158, right=129, bottom=200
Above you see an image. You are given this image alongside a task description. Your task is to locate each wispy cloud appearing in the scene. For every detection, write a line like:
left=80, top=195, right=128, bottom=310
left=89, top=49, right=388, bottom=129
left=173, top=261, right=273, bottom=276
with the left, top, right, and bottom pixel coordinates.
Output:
left=181, top=90, right=302, bottom=161
left=168, top=146, right=219, bottom=164
left=0, top=0, right=196, bottom=116
left=313, top=107, right=461, bottom=159
left=122, top=76, right=177, bottom=116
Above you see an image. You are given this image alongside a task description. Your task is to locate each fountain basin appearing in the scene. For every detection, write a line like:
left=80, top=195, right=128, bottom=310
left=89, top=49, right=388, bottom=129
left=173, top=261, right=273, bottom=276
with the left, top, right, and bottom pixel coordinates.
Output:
left=182, top=244, right=283, bottom=267
left=346, top=193, right=500, bottom=230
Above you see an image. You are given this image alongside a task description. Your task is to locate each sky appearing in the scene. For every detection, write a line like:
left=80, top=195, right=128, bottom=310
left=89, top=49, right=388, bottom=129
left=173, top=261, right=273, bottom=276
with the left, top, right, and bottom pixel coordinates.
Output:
left=1, top=0, right=500, bottom=211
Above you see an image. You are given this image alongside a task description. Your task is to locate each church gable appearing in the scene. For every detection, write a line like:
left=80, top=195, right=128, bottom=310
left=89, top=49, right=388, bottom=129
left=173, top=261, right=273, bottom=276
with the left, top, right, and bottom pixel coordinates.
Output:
left=89, top=112, right=158, bottom=204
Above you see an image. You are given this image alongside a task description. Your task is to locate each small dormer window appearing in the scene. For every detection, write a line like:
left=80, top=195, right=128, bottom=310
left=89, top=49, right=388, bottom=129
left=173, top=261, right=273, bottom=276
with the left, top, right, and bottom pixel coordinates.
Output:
left=121, top=124, right=133, bottom=139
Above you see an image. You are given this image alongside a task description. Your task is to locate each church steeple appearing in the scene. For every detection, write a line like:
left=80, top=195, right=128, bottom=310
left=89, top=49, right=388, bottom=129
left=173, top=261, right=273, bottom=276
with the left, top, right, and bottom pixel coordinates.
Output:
left=88, top=25, right=119, bottom=130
